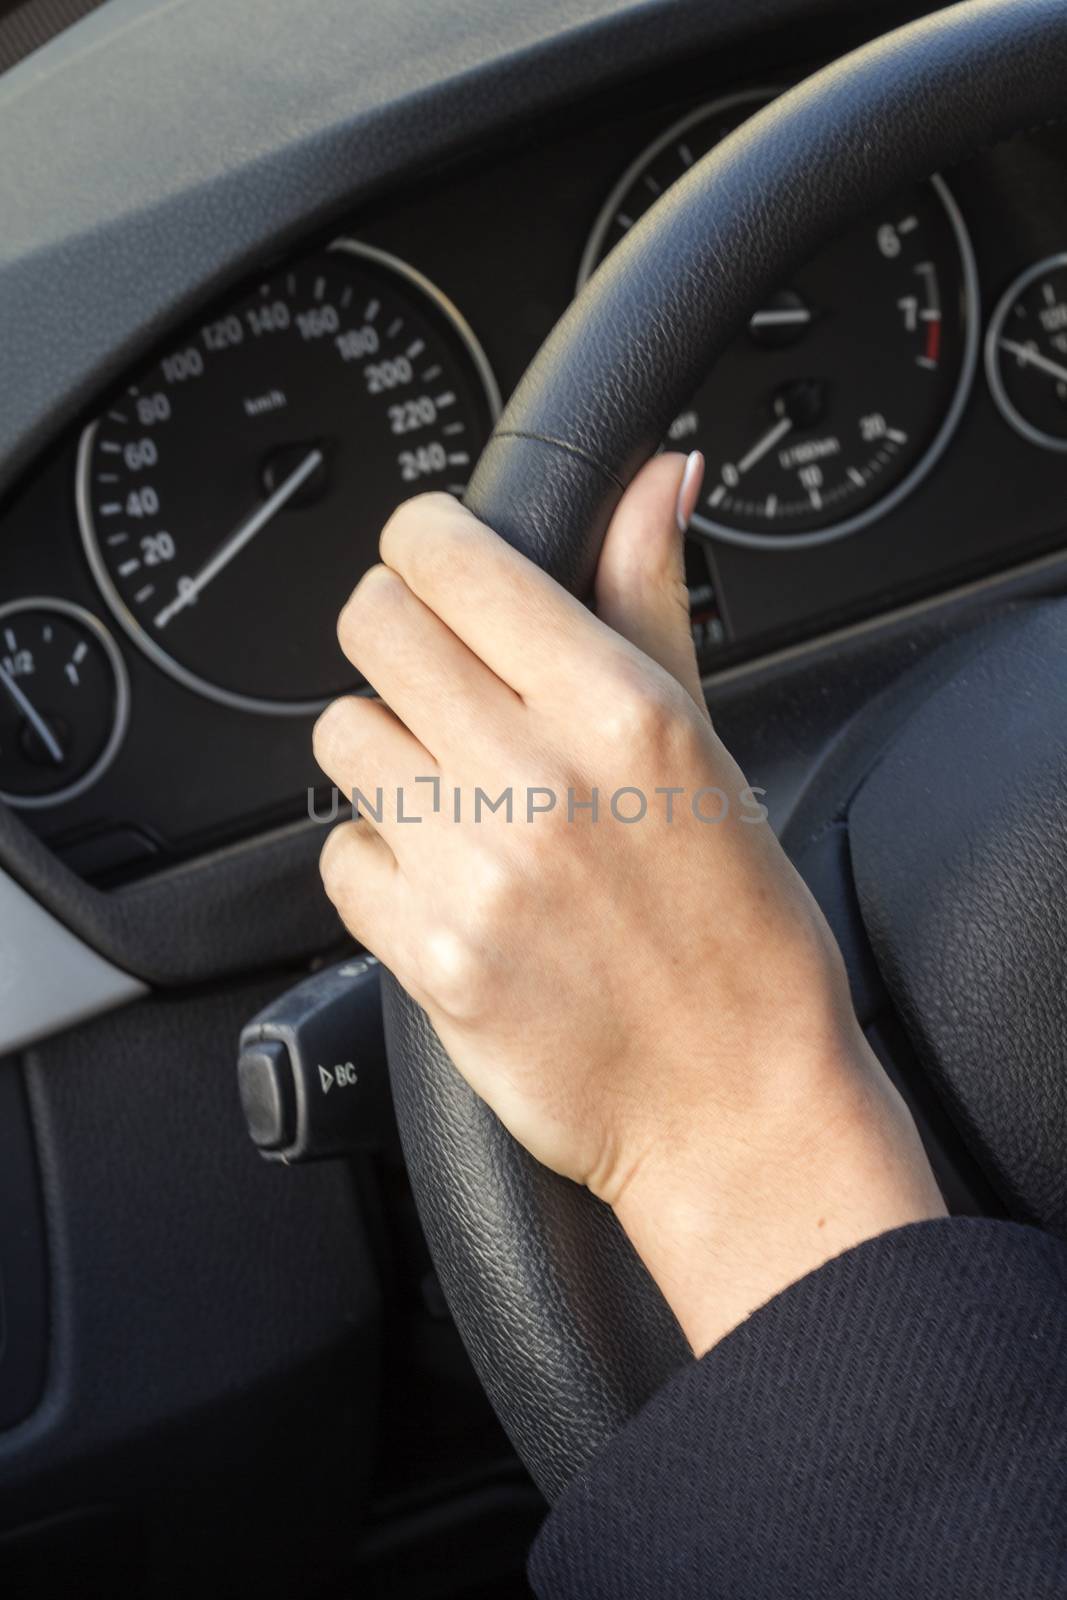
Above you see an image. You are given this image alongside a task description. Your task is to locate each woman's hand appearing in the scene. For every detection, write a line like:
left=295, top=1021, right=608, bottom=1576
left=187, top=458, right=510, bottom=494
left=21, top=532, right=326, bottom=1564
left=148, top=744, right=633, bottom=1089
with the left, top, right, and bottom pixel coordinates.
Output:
left=314, top=453, right=945, bottom=1354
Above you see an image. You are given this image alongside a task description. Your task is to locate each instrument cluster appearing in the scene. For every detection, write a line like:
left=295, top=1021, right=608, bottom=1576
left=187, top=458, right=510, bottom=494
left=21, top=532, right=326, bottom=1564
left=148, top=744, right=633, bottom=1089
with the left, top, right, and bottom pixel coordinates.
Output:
left=3, top=85, right=1067, bottom=871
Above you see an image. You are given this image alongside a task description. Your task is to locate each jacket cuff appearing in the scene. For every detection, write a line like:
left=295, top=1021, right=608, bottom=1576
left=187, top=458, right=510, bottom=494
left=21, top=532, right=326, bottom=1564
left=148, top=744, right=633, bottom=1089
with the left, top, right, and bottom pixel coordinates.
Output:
left=529, top=1218, right=1067, bottom=1599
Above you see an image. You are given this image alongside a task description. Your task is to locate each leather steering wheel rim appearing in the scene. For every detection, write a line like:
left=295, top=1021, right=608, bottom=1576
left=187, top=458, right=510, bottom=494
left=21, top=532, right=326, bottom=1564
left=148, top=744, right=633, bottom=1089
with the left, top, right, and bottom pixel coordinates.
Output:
left=384, top=0, right=1067, bottom=1503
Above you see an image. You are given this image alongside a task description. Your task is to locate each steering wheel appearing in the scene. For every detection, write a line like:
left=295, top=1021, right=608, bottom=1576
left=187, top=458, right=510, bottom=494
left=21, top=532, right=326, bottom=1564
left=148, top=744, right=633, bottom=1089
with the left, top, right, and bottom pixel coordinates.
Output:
left=383, top=0, right=1067, bottom=1502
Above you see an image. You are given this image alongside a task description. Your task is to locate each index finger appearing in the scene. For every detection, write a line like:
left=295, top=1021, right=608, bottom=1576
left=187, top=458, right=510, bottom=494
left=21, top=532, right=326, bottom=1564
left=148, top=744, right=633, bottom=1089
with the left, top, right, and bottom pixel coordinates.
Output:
left=379, top=492, right=622, bottom=700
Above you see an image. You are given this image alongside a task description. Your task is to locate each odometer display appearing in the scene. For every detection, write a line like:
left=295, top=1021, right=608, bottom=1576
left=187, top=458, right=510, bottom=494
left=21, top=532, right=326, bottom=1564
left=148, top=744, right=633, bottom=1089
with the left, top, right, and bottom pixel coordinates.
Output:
left=580, top=92, right=980, bottom=549
left=78, top=241, right=499, bottom=712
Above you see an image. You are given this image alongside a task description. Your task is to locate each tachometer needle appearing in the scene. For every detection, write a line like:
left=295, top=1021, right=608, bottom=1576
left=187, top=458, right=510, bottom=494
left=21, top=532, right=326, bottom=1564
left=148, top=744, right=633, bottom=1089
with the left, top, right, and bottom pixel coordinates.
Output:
left=154, top=447, right=324, bottom=630
left=998, top=339, right=1067, bottom=388
left=0, top=662, right=64, bottom=765
left=736, top=414, right=794, bottom=475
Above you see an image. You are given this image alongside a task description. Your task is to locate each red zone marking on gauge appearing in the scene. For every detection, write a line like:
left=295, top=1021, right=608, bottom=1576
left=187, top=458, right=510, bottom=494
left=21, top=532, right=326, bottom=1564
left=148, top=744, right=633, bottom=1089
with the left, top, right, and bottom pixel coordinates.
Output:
left=925, top=317, right=942, bottom=365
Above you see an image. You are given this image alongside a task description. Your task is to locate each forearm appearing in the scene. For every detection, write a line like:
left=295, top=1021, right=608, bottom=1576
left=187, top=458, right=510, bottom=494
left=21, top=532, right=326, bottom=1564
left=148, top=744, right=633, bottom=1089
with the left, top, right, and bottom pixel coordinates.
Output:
left=613, top=1023, right=946, bottom=1355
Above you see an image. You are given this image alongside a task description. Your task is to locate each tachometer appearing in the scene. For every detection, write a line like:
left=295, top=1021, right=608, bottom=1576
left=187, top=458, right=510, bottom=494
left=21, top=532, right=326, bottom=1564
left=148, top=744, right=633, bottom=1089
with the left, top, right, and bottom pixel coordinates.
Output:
left=579, top=92, right=979, bottom=549
left=78, top=241, right=500, bottom=712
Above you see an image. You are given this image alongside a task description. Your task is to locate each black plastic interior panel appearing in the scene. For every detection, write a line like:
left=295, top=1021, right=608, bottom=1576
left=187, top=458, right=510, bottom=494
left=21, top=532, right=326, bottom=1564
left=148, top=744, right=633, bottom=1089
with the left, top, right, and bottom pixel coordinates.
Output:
left=0, top=1063, right=48, bottom=1431
left=0, top=973, right=381, bottom=1595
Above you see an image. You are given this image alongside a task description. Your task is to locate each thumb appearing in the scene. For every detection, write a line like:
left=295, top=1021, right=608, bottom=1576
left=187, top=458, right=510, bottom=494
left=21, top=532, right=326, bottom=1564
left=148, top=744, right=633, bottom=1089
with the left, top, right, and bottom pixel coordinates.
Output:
left=594, top=450, right=708, bottom=712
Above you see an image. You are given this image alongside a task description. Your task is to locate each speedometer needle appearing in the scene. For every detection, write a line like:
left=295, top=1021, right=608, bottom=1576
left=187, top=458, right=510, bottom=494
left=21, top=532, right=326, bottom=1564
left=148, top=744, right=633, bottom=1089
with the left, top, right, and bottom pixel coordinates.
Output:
left=998, top=339, right=1067, bottom=388
left=154, top=447, right=324, bottom=630
left=0, top=662, right=63, bottom=765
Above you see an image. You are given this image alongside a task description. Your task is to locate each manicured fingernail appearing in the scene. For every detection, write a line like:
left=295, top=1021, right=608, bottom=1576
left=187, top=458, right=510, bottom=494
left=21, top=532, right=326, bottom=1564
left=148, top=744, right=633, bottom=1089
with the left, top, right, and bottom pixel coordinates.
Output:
left=675, top=450, right=705, bottom=533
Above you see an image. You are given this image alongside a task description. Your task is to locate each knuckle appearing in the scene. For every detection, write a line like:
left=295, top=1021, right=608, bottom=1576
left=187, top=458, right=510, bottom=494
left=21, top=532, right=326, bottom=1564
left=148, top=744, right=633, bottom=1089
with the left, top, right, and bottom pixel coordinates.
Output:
left=418, top=923, right=493, bottom=1023
left=378, top=496, right=427, bottom=564
left=337, top=563, right=405, bottom=654
left=343, top=560, right=403, bottom=616
left=468, top=845, right=523, bottom=924
left=418, top=847, right=523, bottom=1021
left=597, top=670, right=689, bottom=757
left=312, top=695, right=360, bottom=770
left=383, top=497, right=479, bottom=592
left=318, top=819, right=358, bottom=894
left=380, top=492, right=467, bottom=571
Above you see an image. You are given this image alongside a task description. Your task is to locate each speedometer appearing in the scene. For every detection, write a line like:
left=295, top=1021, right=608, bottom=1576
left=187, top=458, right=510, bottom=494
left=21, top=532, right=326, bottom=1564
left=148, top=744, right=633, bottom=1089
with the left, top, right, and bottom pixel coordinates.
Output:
left=579, top=92, right=980, bottom=549
left=77, top=241, right=499, bottom=713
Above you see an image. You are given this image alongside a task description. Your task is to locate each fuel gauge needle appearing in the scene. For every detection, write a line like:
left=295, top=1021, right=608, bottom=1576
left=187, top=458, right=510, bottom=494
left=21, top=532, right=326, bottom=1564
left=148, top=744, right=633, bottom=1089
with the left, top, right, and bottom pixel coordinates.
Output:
left=0, top=662, right=64, bottom=765
left=154, top=446, right=323, bottom=630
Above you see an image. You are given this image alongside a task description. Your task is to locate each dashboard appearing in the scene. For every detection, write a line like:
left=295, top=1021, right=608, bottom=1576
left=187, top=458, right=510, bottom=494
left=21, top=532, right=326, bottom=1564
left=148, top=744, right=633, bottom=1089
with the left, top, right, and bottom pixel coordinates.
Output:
left=5, top=69, right=1067, bottom=881
left=4, top=2, right=1067, bottom=1594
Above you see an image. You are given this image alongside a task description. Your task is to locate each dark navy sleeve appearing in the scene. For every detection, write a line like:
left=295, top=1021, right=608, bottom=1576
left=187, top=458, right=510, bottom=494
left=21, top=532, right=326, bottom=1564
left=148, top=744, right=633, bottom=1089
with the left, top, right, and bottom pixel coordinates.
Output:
left=528, top=1218, right=1067, bottom=1599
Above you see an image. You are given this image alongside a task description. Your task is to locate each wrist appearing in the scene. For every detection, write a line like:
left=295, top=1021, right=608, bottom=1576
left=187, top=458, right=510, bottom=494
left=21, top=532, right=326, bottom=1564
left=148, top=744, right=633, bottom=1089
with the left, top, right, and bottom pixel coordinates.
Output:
left=610, top=1037, right=946, bottom=1355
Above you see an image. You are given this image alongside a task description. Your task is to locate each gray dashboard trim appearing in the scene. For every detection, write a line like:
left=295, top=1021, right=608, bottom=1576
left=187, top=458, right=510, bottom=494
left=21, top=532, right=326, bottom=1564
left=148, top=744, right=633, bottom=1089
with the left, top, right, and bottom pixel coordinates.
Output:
left=0, top=0, right=918, bottom=503
left=0, top=863, right=144, bottom=1051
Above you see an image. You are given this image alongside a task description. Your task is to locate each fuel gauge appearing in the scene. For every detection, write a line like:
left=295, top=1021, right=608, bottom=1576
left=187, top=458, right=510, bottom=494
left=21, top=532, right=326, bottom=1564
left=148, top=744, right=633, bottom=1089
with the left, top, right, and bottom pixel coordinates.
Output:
left=0, top=599, right=130, bottom=808
left=986, top=255, right=1067, bottom=451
